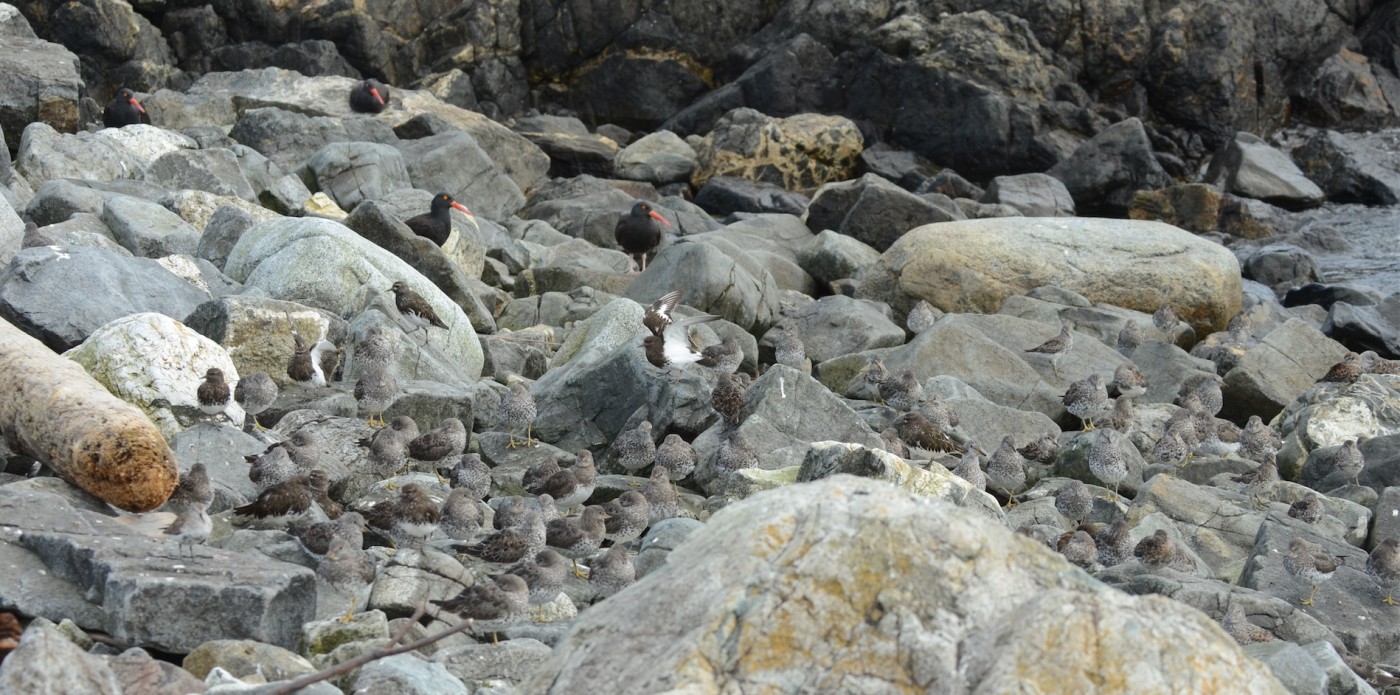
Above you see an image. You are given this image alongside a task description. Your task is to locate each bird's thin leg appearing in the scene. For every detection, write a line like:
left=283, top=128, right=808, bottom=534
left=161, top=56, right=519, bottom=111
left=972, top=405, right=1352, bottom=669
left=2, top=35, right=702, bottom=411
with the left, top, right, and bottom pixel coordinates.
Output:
left=526, top=423, right=536, bottom=447
left=1302, top=584, right=1317, bottom=606
left=573, top=559, right=587, bottom=579
left=1385, top=590, right=1397, bottom=607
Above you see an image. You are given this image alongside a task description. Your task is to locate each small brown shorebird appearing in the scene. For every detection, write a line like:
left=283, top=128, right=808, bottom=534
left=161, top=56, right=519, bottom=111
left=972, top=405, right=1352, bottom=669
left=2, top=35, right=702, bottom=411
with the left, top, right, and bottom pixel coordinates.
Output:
left=390, top=280, right=448, bottom=335
left=1025, top=319, right=1074, bottom=379
left=1283, top=537, right=1342, bottom=606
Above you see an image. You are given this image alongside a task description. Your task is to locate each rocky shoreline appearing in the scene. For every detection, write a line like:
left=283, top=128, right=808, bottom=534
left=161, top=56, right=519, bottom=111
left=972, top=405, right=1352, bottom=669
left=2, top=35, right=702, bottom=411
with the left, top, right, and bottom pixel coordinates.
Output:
left=1, top=0, right=1400, bottom=693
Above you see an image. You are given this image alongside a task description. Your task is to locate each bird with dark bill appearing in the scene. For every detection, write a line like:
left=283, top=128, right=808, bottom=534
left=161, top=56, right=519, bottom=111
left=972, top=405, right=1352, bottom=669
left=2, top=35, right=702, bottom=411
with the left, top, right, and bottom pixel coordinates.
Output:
left=166, top=462, right=213, bottom=514
left=431, top=573, right=529, bottom=644
left=164, top=500, right=211, bottom=557
left=390, top=280, right=449, bottom=333
left=349, top=79, right=390, bottom=113
left=233, top=470, right=329, bottom=528
left=456, top=511, right=545, bottom=564
left=103, top=88, right=146, bottom=127
left=506, top=549, right=570, bottom=606
left=589, top=545, right=636, bottom=600
left=546, top=506, right=609, bottom=577
left=615, top=201, right=672, bottom=274
left=403, top=193, right=473, bottom=246
left=408, top=417, right=467, bottom=461
left=1025, top=319, right=1074, bottom=379
left=1283, top=537, right=1342, bottom=606
left=234, top=372, right=278, bottom=431
left=197, top=367, right=232, bottom=422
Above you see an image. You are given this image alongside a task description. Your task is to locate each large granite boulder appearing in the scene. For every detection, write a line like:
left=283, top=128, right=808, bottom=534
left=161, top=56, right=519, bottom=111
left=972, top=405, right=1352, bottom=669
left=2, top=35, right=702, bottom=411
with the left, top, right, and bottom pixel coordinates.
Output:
left=624, top=237, right=783, bottom=333
left=856, top=217, right=1243, bottom=335
left=0, top=32, right=83, bottom=156
left=65, top=312, right=246, bottom=438
left=222, top=216, right=483, bottom=379
left=519, top=476, right=1287, bottom=694
left=1204, top=132, right=1325, bottom=210
left=0, top=245, right=210, bottom=352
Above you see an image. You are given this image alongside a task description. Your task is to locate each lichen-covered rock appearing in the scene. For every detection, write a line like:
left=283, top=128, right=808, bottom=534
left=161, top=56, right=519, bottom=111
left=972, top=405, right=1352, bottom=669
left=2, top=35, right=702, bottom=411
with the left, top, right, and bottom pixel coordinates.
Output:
left=519, top=475, right=1287, bottom=694
left=797, top=441, right=1003, bottom=520
left=856, top=217, right=1243, bottom=335
left=691, top=108, right=863, bottom=193
left=1275, top=374, right=1400, bottom=482
left=65, top=312, right=245, bottom=438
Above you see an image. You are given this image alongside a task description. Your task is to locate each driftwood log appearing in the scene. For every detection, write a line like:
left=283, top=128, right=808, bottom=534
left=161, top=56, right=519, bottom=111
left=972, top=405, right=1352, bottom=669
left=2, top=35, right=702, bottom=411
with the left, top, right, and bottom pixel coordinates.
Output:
left=0, top=318, right=177, bottom=512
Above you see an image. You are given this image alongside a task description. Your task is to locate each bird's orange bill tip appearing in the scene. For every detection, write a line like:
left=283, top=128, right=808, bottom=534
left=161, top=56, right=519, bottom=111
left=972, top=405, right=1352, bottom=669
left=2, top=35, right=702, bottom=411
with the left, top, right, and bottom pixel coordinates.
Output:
left=648, top=210, right=672, bottom=226
left=131, top=98, right=146, bottom=113
left=451, top=201, right=474, bottom=216
left=371, top=88, right=385, bottom=104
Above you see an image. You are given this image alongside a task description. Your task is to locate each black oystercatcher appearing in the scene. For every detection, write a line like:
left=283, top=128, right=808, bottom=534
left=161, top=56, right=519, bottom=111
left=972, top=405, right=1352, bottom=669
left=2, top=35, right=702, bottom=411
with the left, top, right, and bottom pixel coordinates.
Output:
left=404, top=193, right=473, bottom=246
left=615, top=201, right=671, bottom=274
left=103, top=88, right=145, bottom=128
left=349, top=79, right=390, bottom=114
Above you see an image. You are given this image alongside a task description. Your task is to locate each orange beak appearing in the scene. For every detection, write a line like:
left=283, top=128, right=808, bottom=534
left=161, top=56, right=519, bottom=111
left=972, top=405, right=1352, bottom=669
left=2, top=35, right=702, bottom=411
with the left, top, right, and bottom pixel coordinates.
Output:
left=130, top=97, right=145, bottom=114
left=451, top=201, right=474, bottom=217
left=370, top=88, right=384, bottom=105
left=648, top=209, right=672, bottom=227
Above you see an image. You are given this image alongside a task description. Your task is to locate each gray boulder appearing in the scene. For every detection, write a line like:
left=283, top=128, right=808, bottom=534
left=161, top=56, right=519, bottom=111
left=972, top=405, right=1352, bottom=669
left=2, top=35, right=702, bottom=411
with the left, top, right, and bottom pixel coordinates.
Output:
left=1047, top=117, right=1171, bottom=214
left=1294, top=129, right=1400, bottom=205
left=0, top=34, right=83, bottom=159
left=797, top=441, right=1003, bottom=521
left=306, top=142, right=412, bottom=212
left=0, top=624, right=122, bottom=694
left=1242, top=244, right=1324, bottom=293
left=767, top=295, right=904, bottom=364
left=351, top=654, right=471, bottom=695
left=795, top=229, right=880, bottom=287
left=983, top=173, right=1076, bottom=216
left=146, top=148, right=258, bottom=201
left=692, top=365, right=883, bottom=491
left=694, top=175, right=811, bottom=216
left=624, top=237, right=782, bottom=332
left=805, top=173, right=963, bottom=252
left=0, top=191, right=21, bottom=266
left=101, top=195, right=201, bottom=258
left=613, top=130, right=696, bottom=184
left=518, top=476, right=1288, bottom=694
left=15, top=122, right=142, bottom=189
left=1204, top=132, right=1325, bottom=210
left=1242, top=519, right=1395, bottom=664
left=227, top=106, right=398, bottom=173
left=1222, top=318, right=1351, bottom=425
left=223, top=216, right=484, bottom=379
left=395, top=130, right=525, bottom=221
left=0, top=245, right=210, bottom=351
left=0, top=488, right=314, bottom=653
left=433, top=639, right=553, bottom=692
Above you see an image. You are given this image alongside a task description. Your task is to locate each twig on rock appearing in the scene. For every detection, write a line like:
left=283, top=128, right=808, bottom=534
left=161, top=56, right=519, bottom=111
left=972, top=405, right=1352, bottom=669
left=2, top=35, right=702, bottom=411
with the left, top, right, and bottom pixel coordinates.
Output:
left=262, top=602, right=473, bottom=695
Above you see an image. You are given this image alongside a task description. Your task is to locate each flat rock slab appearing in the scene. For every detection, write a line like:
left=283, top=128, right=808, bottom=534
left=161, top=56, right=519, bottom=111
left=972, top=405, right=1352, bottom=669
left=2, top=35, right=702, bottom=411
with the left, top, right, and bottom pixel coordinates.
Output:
left=0, top=488, right=314, bottom=653
left=856, top=217, right=1242, bottom=335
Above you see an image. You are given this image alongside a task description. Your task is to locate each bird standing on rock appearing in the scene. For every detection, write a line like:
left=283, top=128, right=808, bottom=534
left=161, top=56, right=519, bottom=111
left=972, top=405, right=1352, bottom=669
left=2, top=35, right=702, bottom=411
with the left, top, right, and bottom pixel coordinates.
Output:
left=103, top=88, right=145, bottom=127
left=1063, top=373, right=1111, bottom=430
left=234, top=372, right=278, bottom=431
left=1283, top=537, right=1342, bottom=606
left=1025, top=319, right=1074, bottom=379
left=615, top=201, right=671, bottom=274
left=403, top=193, right=473, bottom=246
left=390, top=280, right=449, bottom=333
left=197, top=367, right=232, bottom=423
left=500, top=378, right=538, bottom=448
left=431, top=573, right=529, bottom=644
left=349, top=79, right=390, bottom=113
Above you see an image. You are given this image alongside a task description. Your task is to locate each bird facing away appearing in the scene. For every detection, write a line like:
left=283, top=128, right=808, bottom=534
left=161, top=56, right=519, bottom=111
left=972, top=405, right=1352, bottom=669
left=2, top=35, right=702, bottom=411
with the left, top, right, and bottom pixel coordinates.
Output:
left=642, top=290, right=683, bottom=338
left=589, top=545, right=636, bottom=600
left=1319, top=352, right=1363, bottom=385
left=1367, top=538, right=1400, bottom=606
left=409, top=417, right=467, bottom=461
left=615, top=201, right=672, bottom=274
left=348, top=79, right=390, bottom=113
left=1089, top=429, right=1128, bottom=501
left=1063, top=373, right=1111, bottom=431
left=390, top=280, right=449, bottom=332
left=1025, top=320, right=1074, bottom=379
left=103, top=88, right=145, bottom=127
left=233, top=372, right=278, bottom=431
left=403, top=192, right=473, bottom=246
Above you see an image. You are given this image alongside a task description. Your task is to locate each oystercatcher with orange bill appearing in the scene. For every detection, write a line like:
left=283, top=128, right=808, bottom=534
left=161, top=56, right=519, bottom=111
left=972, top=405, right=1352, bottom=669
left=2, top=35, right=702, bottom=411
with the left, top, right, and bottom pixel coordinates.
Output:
left=404, top=193, right=473, bottom=246
left=103, top=88, right=145, bottom=128
left=615, top=201, right=671, bottom=274
left=349, top=79, right=390, bottom=113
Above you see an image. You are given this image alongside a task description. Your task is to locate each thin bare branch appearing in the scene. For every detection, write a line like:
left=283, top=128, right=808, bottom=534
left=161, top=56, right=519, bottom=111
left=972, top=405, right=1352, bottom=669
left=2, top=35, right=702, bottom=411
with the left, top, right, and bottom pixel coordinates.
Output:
left=262, top=602, right=475, bottom=695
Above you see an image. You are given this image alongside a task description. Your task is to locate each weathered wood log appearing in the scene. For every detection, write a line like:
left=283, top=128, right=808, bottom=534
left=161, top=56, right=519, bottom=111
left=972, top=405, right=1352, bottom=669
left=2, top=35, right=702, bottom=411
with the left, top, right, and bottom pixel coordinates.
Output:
left=0, top=318, right=177, bottom=512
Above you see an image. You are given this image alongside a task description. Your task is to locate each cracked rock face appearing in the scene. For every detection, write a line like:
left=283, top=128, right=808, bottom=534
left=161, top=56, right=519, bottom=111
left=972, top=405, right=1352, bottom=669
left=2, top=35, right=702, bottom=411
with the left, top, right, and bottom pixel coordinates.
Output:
left=518, top=475, right=1287, bottom=694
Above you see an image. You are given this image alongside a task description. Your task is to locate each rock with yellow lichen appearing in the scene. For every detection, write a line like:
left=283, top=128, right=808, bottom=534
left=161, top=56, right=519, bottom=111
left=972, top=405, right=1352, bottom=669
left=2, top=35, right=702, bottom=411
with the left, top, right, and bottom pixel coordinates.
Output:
left=518, top=475, right=1287, bottom=695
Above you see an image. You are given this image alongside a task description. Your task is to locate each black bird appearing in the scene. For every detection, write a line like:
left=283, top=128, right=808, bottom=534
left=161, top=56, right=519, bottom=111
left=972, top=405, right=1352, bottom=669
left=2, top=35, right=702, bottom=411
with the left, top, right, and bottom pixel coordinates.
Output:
left=103, top=88, right=145, bottom=128
left=349, top=79, right=391, bottom=113
left=615, top=201, right=672, bottom=274
left=403, top=193, right=473, bottom=246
